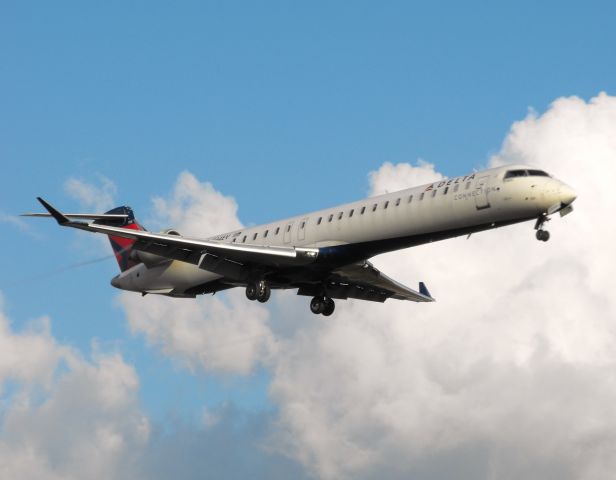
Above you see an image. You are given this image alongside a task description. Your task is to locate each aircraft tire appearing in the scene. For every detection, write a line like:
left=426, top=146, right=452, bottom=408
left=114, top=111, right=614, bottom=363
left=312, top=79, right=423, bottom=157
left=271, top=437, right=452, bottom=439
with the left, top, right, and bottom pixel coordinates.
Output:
left=246, top=283, right=258, bottom=301
left=257, top=284, right=271, bottom=303
left=322, top=298, right=335, bottom=316
left=310, top=296, right=325, bottom=315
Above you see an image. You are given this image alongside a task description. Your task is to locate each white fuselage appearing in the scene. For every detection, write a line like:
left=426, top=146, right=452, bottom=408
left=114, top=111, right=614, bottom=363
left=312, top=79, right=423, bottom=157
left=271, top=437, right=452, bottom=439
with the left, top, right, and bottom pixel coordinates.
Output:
left=112, top=164, right=576, bottom=295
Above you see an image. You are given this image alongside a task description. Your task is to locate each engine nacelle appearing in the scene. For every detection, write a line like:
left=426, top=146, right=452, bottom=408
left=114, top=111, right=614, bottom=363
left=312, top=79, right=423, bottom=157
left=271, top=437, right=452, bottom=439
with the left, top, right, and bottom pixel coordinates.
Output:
left=131, top=228, right=181, bottom=268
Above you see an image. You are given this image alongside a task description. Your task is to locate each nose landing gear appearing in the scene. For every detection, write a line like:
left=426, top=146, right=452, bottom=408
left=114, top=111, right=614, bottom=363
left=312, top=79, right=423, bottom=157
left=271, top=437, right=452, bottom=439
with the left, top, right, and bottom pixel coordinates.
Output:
left=310, top=296, right=335, bottom=316
left=534, top=215, right=551, bottom=242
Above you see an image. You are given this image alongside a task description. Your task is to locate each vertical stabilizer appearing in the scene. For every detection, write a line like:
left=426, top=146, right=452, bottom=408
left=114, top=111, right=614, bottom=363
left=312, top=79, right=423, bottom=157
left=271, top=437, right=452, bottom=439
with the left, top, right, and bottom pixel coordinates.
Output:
left=94, top=206, right=145, bottom=271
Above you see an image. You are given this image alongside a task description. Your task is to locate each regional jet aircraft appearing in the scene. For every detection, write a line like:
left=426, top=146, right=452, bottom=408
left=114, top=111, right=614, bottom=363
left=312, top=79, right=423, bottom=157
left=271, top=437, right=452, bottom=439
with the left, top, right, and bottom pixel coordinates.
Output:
left=25, top=164, right=576, bottom=315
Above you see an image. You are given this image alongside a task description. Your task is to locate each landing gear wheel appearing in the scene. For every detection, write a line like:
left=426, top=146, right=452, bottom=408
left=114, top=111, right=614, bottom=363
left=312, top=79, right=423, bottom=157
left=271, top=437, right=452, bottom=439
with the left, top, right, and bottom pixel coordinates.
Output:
left=310, top=296, right=325, bottom=315
left=322, top=298, right=335, bottom=316
left=534, top=215, right=551, bottom=242
left=245, top=283, right=257, bottom=301
left=256, top=281, right=271, bottom=303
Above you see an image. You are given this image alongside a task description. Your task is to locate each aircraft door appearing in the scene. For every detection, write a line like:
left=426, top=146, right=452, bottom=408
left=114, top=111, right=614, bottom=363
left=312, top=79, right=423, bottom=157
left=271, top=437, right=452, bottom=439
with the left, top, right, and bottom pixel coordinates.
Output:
left=474, top=175, right=491, bottom=210
left=298, top=217, right=308, bottom=242
left=284, top=221, right=294, bottom=243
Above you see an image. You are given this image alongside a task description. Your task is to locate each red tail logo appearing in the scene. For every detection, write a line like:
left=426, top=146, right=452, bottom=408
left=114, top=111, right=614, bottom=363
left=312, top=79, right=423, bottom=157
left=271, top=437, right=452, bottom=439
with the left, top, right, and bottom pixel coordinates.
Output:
left=95, top=206, right=145, bottom=272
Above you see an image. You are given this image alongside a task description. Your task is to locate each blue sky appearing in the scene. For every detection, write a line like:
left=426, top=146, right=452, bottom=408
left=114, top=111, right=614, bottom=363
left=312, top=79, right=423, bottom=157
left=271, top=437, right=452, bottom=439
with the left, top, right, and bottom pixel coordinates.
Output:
left=2, top=1, right=616, bottom=478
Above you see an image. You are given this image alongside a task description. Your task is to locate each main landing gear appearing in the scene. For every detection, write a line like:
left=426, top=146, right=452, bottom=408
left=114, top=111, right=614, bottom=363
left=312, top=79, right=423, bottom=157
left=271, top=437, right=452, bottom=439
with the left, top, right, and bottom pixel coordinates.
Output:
left=310, top=296, right=335, bottom=316
left=534, top=215, right=551, bottom=242
left=245, top=280, right=271, bottom=303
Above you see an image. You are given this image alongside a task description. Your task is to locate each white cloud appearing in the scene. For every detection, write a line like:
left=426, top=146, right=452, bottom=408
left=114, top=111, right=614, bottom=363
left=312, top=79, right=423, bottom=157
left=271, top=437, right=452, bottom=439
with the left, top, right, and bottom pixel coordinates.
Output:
left=120, top=172, right=275, bottom=375
left=111, top=93, right=616, bottom=479
left=368, top=159, right=443, bottom=196
left=64, top=174, right=118, bottom=212
left=265, top=92, right=616, bottom=479
left=120, top=289, right=274, bottom=375
left=0, top=212, right=35, bottom=235
left=61, top=175, right=120, bottom=255
left=0, top=293, right=149, bottom=480
left=149, top=171, right=242, bottom=236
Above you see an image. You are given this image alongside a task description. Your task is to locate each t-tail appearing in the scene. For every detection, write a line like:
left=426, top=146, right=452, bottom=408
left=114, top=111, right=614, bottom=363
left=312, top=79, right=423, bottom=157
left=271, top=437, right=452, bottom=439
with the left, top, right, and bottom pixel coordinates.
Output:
left=94, top=206, right=145, bottom=272
left=22, top=202, right=146, bottom=272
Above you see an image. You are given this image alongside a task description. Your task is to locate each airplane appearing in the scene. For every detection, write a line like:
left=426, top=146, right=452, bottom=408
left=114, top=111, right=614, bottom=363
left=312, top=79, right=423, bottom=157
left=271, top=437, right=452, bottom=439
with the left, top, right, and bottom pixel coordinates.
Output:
left=24, top=164, right=576, bottom=316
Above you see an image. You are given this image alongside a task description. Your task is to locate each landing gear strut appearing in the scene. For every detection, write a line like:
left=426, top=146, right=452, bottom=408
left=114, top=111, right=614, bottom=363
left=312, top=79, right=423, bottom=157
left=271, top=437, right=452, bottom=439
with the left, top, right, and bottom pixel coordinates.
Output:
left=246, top=281, right=271, bottom=303
left=534, top=215, right=551, bottom=242
left=310, top=296, right=335, bottom=316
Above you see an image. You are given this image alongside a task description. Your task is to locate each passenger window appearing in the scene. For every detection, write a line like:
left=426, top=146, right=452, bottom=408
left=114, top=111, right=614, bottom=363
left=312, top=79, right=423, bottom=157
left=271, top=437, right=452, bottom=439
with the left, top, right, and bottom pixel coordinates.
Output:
left=443, top=187, right=448, bottom=195
left=408, top=195, right=413, bottom=203
left=395, top=198, right=400, bottom=206
left=242, top=235, right=246, bottom=243
left=328, top=214, right=333, bottom=222
left=372, top=203, right=377, bottom=212
left=361, top=206, right=366, bottom=214
left=420, top=193, right=425, bottom=200
left=349, top=209, right=354, bottom=217
left=384, top=201, right=389, bottom=209
left=300, top=221, right=305, bottom=229
left=232, top=238, right=236, bottom=243
left=275, top=227, right=280, bottom=235
left=264, top=230, right=268, bottom=238
left=317, top=217, right=322, bottom=225
left=431, top=190, right=437, bottom=198
left=286, top=225, right=291, bottom=232
left=338, top=212, right=343, bottom=220
left=253, top=233, right=258, bottom=240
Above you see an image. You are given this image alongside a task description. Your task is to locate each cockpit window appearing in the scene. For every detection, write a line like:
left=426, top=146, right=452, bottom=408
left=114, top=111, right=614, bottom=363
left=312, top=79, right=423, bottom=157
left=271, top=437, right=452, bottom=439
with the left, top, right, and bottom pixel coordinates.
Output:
left=527, top=169, right=550, bottom=177
left=504, top=169, right=528, bottom=179
left=504, top=169, right=550, bottom=179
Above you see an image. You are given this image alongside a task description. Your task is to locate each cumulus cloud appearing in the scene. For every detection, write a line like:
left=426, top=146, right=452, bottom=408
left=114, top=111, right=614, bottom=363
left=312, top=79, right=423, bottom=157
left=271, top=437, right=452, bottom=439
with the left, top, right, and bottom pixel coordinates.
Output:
left=64, top=174, right=118, bottom=212
left=149, top=171, right=242, bottom=236
left=368, top=159, right=443, bottom=196
left=119, top=172, right=275, bottom=375
left=265, top=93, right=616, bottom=479
left=0, top=293, right=149, bottom=480
left=120, top=289, right=274, bottom=375
left=142, top=405, right=309, bottom=480
left=112, top=93, right=616, bottom=479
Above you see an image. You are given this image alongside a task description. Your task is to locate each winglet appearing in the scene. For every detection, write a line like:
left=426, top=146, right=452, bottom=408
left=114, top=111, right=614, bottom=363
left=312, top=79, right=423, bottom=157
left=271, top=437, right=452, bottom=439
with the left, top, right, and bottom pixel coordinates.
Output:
left=419, top=281, right=433, bottom=299
left=36, top=197, right=70, bottom=225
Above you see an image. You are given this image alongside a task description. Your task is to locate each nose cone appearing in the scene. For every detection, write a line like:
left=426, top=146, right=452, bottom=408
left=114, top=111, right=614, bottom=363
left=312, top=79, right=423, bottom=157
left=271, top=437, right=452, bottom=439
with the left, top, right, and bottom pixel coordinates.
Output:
left=559, top=183, right=577, bottom=205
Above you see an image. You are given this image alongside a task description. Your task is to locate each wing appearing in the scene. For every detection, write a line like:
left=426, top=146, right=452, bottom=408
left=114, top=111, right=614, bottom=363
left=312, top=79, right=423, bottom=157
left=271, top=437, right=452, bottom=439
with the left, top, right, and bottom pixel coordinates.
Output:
left=34, top=198, right=319, bottom=279
left=32, top=198, right=433, bottom=303
left=298, top=261, right=435, bottom=303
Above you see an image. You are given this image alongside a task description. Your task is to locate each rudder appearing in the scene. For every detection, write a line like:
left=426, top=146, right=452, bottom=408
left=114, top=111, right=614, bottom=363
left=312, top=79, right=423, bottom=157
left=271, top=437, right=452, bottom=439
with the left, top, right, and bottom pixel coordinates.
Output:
left=95, top=206, right=145, bottom=272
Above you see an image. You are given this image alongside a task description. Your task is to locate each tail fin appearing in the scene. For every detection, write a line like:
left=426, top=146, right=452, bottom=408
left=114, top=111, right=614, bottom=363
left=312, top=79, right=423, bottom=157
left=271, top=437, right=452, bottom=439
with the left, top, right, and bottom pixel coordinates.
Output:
left=94, top=206, right=145, bottom=272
